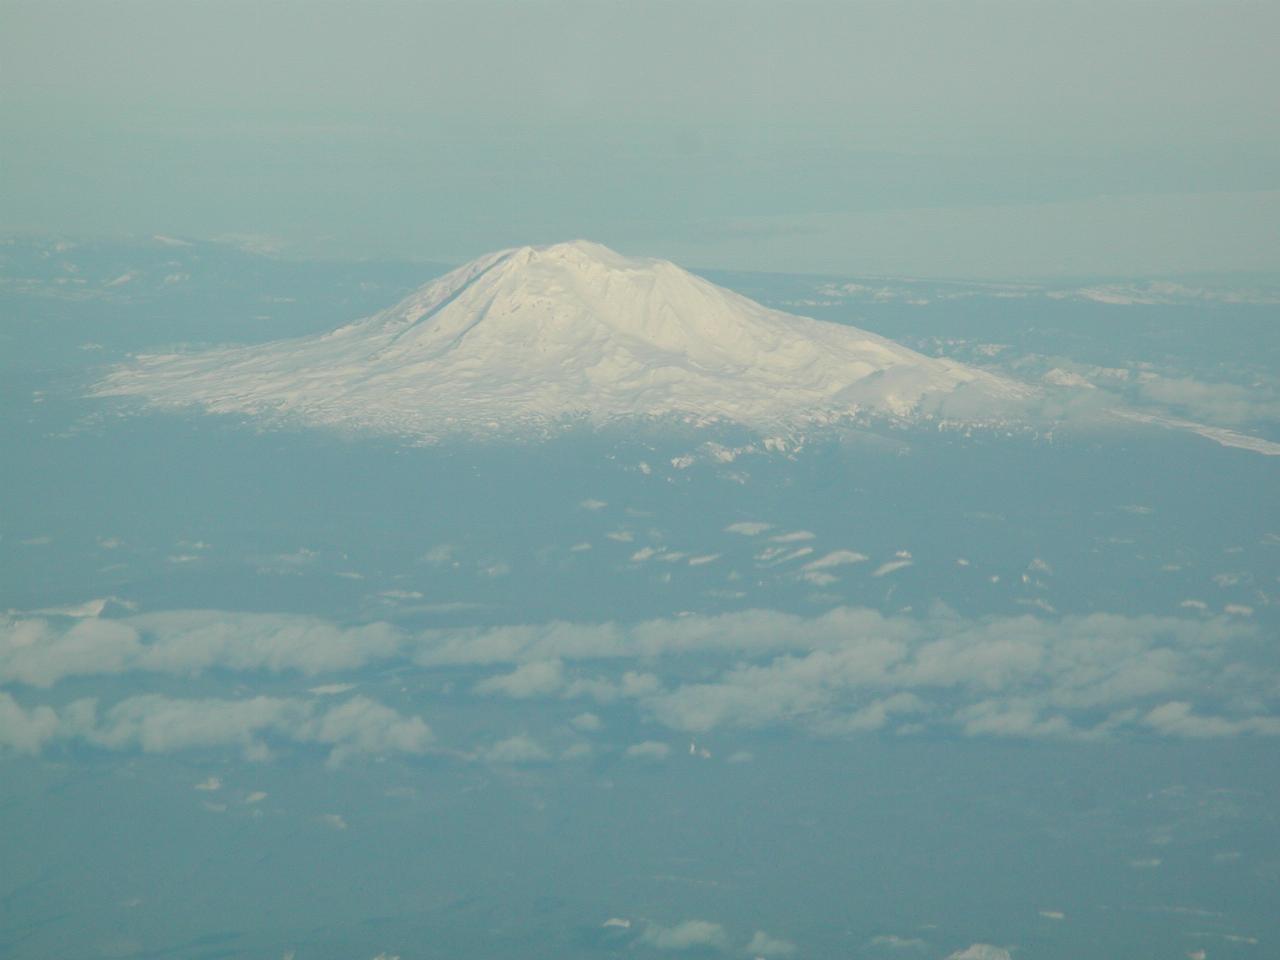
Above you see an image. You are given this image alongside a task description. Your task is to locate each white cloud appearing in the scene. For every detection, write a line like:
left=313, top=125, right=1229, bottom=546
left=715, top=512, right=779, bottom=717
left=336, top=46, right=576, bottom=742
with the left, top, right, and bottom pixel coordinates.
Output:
left=0, top=693, right=431, bottom=764
left=801, top=571, right=838, bottom=586
left=482, top=734, right=549, bottom=764
left=872, top=559, right=913, bottom=577
left=377, top=589, right=423, bottom=601
left=88, top=694, right=306, bottom=759
left=1140, top=375, right=1280, bottom=427
left=298, top=695, right=433, bottom=767
left=25, top=596, right=133, bottom=618
left=472, top=658, right=660, bottom=705
left=566, top=670, right=661, bottom=704
left=624, top=740, right=670, bottom=761
left=6, top=604, right=1277, bottom=745
left=1143, top=701, right=1280, bottom=738
left=420, top=544, right=455, bottom=567
left=953, top=699, right=1072, bottom=738
left=770, top=530, right=814, bottom=543
left=745, top=930, right=796, bottom=957
left=946, top=946, right=1012, bottom=960
left=475, top=659, right=566, bottom=698
left=802, top=550, right=869, bottom=571
left=648, top=639, right=906, bottom=733
left=0, top=693, right=60, bottom=754
left=632, top=610, right=1275, bottom=739
left=570, top=711, right=602, bottom=732
left=0, top=617, right=143, bottom=687
left=309, top=683, right=356, bottom=696
left=1043, top=368, right=1095, bottom=389
left=5, top=606, right=909, bottom=685
left=725, top=522, right=771, bottom=536
left=868, top=934, right=927, bottom=950
left=754, top=545, right=813, bottom=566
left=641, top=920, right=729, bottom=951
left=156, top=613, right=399, bottom=676
left=0, top=611, right=405, bottom=687
left=815, top=693, right=926, bottom=735
left=254, top=547, right=320, bottom=575
left=415, top=619, right=629, bottom=667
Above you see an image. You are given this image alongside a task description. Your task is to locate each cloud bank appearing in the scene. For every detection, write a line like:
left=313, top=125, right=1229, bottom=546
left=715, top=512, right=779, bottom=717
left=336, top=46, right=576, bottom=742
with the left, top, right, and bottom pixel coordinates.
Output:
left=0, top=691, right=431, bottom=765
left=4, top=604, right=1277, bottom=753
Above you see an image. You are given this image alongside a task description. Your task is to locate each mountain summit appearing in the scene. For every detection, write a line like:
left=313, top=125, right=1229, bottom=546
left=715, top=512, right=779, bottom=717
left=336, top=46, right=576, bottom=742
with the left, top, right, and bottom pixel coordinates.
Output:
left=99, top=241, right=1031, bottom=440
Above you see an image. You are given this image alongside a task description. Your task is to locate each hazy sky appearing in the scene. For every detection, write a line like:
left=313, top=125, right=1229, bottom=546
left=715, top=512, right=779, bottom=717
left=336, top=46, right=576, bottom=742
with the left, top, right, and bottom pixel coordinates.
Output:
left=3, top=1, right=1278, bottom=278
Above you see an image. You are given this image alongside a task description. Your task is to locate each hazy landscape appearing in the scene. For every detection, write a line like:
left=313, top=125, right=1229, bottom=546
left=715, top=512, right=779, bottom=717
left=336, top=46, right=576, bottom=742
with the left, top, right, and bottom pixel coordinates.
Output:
left=3, top=234, right=1277, bottom=959
left=4, top=2, right=1279, bottom=958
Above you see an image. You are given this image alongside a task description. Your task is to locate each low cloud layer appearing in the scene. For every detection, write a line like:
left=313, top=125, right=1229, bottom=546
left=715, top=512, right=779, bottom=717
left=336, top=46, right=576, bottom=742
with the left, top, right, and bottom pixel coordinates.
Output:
left=1, top=611, right=400, bottom=688
left=1139, top=375, right=1280, bottom=427
left=3, top=604, right=1278, bottom=754
left=640, top=919, right=729, bottom=952
left=0, top=691, right=431, bottom=764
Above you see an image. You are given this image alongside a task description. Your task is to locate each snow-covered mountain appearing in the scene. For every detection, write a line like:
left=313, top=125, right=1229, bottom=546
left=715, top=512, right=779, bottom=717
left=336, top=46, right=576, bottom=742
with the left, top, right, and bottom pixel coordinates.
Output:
left=97, top=240, right=1033, bottom=440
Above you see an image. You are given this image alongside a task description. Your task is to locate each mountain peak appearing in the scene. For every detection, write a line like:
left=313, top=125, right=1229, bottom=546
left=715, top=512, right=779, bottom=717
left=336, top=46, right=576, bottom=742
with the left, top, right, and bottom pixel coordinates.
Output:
left=99, top=242, right=1033, bottom=441
left=513, top=239, right=636, bottom=265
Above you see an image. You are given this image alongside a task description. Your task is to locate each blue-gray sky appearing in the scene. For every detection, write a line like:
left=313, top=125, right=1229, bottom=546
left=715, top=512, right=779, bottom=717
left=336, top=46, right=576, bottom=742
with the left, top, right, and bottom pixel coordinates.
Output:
left=2, top=0, right=1278, bottom=278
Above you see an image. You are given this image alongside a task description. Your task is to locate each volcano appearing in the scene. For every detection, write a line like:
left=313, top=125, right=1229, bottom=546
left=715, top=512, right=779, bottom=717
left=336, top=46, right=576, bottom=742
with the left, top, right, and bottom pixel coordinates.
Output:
left=98, top=241, right=1031, bottom=440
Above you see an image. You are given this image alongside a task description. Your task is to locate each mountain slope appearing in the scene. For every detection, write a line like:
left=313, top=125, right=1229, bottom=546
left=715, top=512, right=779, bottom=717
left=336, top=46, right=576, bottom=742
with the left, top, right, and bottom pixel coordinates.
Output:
left=97, top=241, right=1032, bottom=440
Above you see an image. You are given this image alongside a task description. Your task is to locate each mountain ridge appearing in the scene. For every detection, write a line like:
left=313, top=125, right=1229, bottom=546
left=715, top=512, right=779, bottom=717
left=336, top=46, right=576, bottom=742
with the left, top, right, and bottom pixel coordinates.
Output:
left=97, top=240, right=1034, bottom=441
